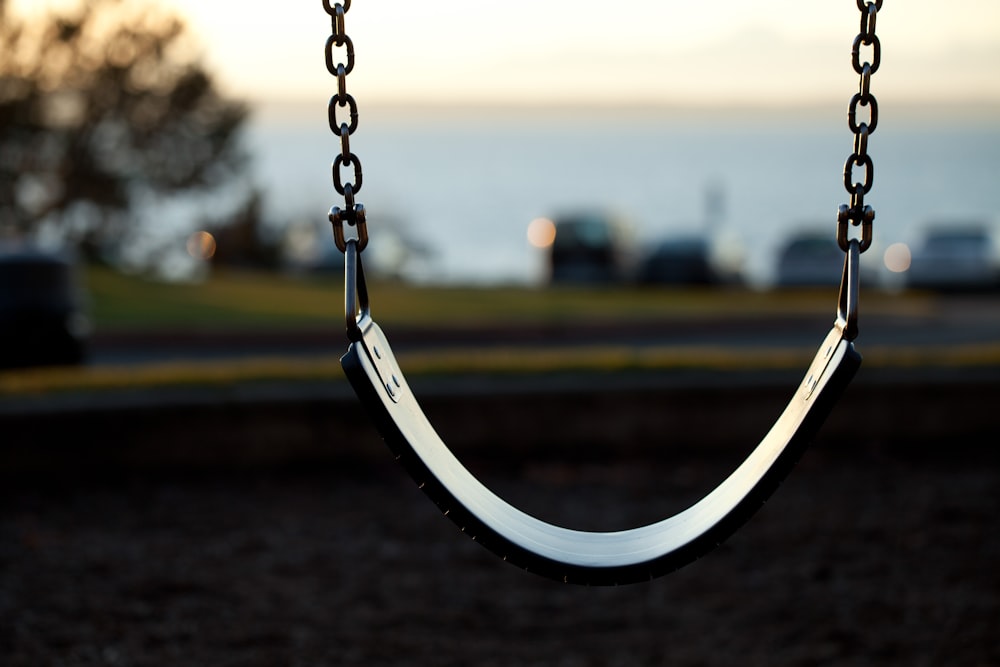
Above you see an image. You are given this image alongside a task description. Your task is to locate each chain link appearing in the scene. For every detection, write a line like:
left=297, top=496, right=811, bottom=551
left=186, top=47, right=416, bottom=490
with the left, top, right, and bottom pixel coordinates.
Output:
left=838, top=1, right=882, bottom=253
left=323, top=2, right=880, bottom=259
left=325, top=0, right=367, bottom=253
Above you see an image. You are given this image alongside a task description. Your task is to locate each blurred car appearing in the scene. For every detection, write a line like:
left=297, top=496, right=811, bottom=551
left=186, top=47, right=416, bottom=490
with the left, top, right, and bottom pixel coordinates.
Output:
left=775, top=229, right=886, bottom=289
left=637, top=237, right=715, bottom=285
left=636, top=234, right=744, bottom=286
left=548, top=213, right=635, bottom=284
left=906, top=224, right=1000, bottom=291
left=0, top=245, right=89, bottom=369
left=774, top=231, right=846, bottom=287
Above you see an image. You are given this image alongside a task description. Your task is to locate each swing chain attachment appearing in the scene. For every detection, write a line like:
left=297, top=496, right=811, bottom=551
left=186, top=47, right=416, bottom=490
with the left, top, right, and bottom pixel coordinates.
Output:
left=325, top=0, right=367, bottom=253
left=838, top=0, right=881, bottom=254
left=344, top=238, right=370, bottom=342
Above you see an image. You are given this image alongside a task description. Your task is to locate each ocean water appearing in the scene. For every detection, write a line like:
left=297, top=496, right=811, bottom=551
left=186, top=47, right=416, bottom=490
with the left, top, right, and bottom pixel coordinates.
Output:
left=247, top=106, right=1000, bottom=286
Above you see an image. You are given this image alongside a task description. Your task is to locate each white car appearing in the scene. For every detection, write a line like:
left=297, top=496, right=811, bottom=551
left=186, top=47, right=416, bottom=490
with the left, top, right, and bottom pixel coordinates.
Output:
left=906, top=225, right=1000, bottom=291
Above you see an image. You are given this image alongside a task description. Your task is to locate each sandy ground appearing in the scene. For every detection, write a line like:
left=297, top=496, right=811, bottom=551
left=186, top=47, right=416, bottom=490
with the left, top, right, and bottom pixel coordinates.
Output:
left=1, top=441, right=998, bottom=666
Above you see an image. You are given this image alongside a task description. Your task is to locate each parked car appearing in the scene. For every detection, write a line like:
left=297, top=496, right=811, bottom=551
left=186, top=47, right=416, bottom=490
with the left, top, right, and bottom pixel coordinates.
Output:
left=636, top=233, right=745, bottom=286
left=774, top=231, right=845, bottom=287
left=906, top=224, right=1000, bottom=291
left=0, top=245, right=89, bottom=368
left=775, top=229, right=887, bottom=289
left=637, top=237, right=715, bottom=285
left=547, top=213, right=635, bottom=284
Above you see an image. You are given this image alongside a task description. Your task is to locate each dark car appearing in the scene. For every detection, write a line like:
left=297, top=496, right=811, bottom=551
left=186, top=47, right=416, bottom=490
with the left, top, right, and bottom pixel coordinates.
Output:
left=774, top=232, right=845, bottom=287
left=637, top=237, right=715, bottom=285
left=547, top=213, right=634, bottom=284
left=0, top=246, right=89, bottom=368
left=639, top=233, right=749, bottom=286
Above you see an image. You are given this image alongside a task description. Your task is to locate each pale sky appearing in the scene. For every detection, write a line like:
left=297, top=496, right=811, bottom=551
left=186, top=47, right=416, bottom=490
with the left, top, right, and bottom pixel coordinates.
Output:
left=172, top=0, right=1000, bottom=109
left=13, top=1, right=1000, bottom=109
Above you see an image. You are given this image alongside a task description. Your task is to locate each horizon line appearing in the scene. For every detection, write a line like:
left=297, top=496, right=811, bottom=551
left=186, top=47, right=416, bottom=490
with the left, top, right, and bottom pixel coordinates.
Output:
left=245, top=96, right=1000, bottom=125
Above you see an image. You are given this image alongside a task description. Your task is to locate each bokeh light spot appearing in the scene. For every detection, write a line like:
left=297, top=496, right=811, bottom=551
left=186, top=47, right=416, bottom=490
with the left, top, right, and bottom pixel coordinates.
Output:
left=527, top=217, right=557, bottom=249
left=187, top=231, right=217, bottom=260
left=883, top=242, right=912, bottom=273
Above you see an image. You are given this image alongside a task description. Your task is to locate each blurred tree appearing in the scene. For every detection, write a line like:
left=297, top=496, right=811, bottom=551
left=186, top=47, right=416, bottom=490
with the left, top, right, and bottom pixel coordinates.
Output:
left=0, top=0, right=249, bottom=257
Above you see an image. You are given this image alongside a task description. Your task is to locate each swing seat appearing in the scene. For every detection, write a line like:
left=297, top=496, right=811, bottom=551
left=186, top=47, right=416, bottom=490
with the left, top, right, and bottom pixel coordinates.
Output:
left=323, top=0, right=882, bottom=585
left=341, top=311, right=860, bottom=585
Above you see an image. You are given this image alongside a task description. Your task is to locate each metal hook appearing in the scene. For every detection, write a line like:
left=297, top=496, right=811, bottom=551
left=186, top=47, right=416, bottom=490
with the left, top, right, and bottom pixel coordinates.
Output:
left=837, top=239, right=860, bottom=341
left=344, top=239, right=371, bottom=342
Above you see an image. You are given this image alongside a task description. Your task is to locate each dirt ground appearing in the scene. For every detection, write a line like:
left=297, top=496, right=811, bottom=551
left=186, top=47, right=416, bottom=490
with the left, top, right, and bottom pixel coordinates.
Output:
left=2, top=442, right=998, bottom=667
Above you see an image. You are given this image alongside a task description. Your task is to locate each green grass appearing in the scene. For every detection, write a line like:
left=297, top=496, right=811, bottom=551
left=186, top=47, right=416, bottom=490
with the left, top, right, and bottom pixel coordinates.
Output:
left=0, top=265, right=957, bottom=397
left=84, top=265, right=931, bottom=332
left=86, top=266, right=340, bottom=329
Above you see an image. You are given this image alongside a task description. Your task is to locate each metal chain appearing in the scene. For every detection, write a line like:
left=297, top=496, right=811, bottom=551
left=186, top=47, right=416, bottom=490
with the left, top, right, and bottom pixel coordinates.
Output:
left=323, top=0, right=881, bottom=262
left=838, top=0, right=882, bottom=253
left=324, top=0, right=367, bottom=253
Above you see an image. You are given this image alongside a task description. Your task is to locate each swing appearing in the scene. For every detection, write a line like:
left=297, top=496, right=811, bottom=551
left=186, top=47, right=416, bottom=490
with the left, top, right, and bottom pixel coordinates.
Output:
left=324, top=1, right=883, bottom=585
